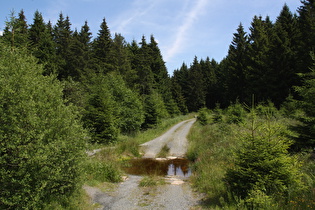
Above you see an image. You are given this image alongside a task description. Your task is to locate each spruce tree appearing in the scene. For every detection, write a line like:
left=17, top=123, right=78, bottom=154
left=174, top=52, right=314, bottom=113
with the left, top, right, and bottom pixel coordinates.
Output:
left=200, top=57, right=219, bottom=109
left=148, top=35, right=180, bottom=116
left=297, top=0, right=315, bottom=74
left=246, top=16, right=273, bottom=104
left=67, top=21, right=93, bottom=81
left=92, top=18, right=113, bottom=73
left=83, top=76, right=118, bottom=144
left=134, top=36, right=155, bottom=95
left=269, top=4, right=299, bottom=107
left=103, top=73, right=145, bottom=134
left=126, top=39, right=141, bottom=90
left=53, top=13, right=73, bottom=79
left=172, top=63, right=190, bottom=111
left=292, top=54, right=315, bottom=150
left=3, top=10, right=29, bottom=48
left=226, top=23, right=249, bottom=104
left=171, top=75, right=188, bottom=114
left=226, top=110, right=303, bottom=200
left=108, top=33, right=133, bottom=80
left=29, top=11, right=56, bottom=75
left=186, top=57, right=206, bottom=112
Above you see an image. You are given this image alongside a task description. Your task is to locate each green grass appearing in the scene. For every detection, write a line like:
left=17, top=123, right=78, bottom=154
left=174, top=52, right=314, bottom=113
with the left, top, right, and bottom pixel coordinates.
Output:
left=187, top=122, right=238, bottom=208
left=188, top=108, right=315, bottom=209
left=139, top=176, right=166, bottom=187
left=156, top=144, right=170, bottom=158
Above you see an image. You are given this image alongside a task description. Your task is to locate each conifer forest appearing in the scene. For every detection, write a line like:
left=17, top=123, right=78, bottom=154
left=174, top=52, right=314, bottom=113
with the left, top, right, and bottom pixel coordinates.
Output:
left=1, top=0, right=315, bottom=209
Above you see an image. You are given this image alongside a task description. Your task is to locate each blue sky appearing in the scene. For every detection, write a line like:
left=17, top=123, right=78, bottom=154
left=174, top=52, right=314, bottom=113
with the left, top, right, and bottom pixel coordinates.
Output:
left=1, top=0, right=302, bottom=74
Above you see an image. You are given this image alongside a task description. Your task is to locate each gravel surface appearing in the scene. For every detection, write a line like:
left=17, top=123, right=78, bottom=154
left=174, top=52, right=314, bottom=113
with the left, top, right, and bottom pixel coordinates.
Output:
left=141, top=119, right=196, bottom=158
left=84, top=118, right=203, bottom=209
left=84, top=175, right=203, bottom=210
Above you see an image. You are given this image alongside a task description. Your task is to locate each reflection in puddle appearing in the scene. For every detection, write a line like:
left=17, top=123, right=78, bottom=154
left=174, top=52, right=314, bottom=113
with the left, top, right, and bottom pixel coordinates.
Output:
left=123, top=158, right=191, bottom=177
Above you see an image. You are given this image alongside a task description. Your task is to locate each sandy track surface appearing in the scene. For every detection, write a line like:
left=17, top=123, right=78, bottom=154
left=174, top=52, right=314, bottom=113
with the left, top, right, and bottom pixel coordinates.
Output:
left=140, top=119, right=196, bottom=158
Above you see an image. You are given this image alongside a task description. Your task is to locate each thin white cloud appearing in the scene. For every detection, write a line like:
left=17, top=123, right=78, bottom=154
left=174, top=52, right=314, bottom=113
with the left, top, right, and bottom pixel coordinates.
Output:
left=164, top=0, right=208, bottom=62
left=111, top=0, right=158, bottom=35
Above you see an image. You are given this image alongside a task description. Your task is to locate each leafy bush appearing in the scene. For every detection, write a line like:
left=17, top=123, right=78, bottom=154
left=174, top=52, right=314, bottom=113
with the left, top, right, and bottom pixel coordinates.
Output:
left=0, top=45, right=87, bottom=209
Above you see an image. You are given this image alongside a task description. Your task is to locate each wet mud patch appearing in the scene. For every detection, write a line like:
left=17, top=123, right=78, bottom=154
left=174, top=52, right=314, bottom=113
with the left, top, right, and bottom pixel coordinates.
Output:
left=123, top=158, right=191, bottom=178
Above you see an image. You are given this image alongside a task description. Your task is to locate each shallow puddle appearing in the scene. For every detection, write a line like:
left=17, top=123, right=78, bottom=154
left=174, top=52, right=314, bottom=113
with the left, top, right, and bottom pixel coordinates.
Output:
left=123, top=158, right=191, bottom=178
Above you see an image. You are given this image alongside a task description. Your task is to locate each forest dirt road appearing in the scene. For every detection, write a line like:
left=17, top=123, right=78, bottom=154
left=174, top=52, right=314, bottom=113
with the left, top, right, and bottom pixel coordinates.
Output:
left=84, top=118, right=204, bottom=210
left=140, top=118, right=196, bottom=158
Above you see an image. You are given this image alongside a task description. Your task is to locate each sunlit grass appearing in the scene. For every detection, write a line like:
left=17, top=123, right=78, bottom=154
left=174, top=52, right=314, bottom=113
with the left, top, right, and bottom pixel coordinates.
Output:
left=188, top=109, right=315, bottom=209
left=139, top=176, right=166, bottom=187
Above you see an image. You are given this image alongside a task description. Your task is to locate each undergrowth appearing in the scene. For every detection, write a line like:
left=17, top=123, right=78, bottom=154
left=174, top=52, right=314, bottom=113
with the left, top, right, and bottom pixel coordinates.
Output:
left=188, top=104, right=315, bottom=209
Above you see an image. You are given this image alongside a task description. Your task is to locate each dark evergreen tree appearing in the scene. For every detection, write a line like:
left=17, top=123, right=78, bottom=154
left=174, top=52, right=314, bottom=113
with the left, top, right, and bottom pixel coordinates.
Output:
left=215, top=58, right=230, bottom=108
left=126, top=39, right=141, bottom=90
left=53, top=13, right=73, bottom=79
left=172, top=63, right=190, bottom=111
left=28, top=11, right=56, bottom=75
left=291, top=54, right=315, bottom=150
left=134, top=36, right=155, bottom=95
left=246, top=16, right=274, bottom=104
left=148, top=35, right=180, bottom=116
left=226, top=23, right=249, bottom=104
left=83, top=76, right=118, bottom=144
left=67, top=21, right=93, bottom=81
left=3, top=10, right=29, bottom=48
left=92, top=18, right=113, bottom=73
left=108, top=33, right=133, bottom=81
left=186, top=57, right=206, bottom=111
left=297, top=0, right=315, bottom=74
left=171, top=75, right=188, bottom=114
left=200, top=57, right=219, bottom=109
left=269, top=4, right=299, bottom=107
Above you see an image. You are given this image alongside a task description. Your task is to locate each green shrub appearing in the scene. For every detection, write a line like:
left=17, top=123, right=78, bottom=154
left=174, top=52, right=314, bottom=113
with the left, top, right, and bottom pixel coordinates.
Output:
left=255, top=101, right=279, bottom=118
left=225, top=113, right=304, bottom=199
left=197, top=107, right=212, bottom=125
left=226, top=102, right=247, bottom=124
left=0, top=45, right=87, bottom=209
left=143, top=91, right=169, bottom=129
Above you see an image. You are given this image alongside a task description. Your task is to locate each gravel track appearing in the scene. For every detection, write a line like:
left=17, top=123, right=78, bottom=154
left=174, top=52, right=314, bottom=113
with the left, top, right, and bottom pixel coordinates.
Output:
left=140, top=119, right=196, bottom=158
left=84, top=118, right=203, bottom=209
left=84, top=175, right=202, bottom=210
